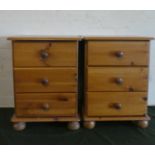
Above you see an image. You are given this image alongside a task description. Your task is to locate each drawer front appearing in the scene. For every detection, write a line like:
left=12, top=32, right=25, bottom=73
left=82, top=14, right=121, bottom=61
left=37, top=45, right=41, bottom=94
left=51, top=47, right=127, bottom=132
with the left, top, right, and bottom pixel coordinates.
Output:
left=15, top=93, right=77, bottom=117
left=88, top=67, right=147, bottom=92
left=87, top=41, right=149, bottom=66
left=87, top=92, right=147, bottom=117
left=14, top=68, right=77, bottom=93
left=13, top=41, right=77, bottom=67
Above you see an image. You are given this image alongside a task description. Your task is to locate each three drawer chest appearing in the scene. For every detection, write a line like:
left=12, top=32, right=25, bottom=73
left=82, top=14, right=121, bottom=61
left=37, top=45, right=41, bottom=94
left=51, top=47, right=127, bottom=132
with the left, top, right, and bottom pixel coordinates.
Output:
left=8, top=36, right=81, bottom=131
left=8, top=36, right=153, bottom=130
left=83, top=37, right=152, bottom=129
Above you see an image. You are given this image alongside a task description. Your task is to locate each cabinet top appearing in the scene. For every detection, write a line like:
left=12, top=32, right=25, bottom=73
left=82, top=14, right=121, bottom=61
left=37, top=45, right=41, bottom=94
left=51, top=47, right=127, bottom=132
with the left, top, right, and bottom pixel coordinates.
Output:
left=7, top=35, right=154, bottom=41
left=84, top=36, right=154, bottom=41
left=7, top=35, right=82, bottom=41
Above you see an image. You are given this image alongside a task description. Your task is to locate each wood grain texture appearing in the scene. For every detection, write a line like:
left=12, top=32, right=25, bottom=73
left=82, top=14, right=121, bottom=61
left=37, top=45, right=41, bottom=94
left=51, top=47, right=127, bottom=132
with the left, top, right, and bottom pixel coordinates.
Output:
left=87, top=67, right=148, bottom=92
left=13, top=41, right=77, bottom=67
left=83, top=114, right=150, bottom=121
left=86, top=92, right=147, bottom=117
left=15, top=93, right=77, bottom=117
left=84, top=38, right=150, bottom=122
left=9, top=37, right=80, bottom=124
left=8, top=36, right=154, bottom=41
left=12, top=114, right=80, bottom=122
left=8, top=36, right=82, bottom=41
left=87, top=41, right=149, bottom=66
left=14, top=68, right=77, bottom=93
left=84, top=36, right=153, bottom=41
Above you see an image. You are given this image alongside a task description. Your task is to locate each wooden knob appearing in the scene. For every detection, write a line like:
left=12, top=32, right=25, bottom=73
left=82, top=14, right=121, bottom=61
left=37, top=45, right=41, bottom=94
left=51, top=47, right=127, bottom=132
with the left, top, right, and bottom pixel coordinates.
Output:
left=113, top=103, right=122, bottom=110
left=40, top=50, right=49, bottom=60
left=115, top=78, right=124, bottom=85
left=42, top=103, right=50, bottom=110
left=143, top=96, right=147, bottom=101
left=115, top=51, right=124, bottom=58
left=41, top=79, right=49, bottom=85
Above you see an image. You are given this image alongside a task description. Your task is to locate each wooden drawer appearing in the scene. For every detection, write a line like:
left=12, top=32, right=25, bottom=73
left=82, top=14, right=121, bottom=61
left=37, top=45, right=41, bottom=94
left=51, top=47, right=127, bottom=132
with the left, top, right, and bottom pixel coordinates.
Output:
left=14, top=68, right=77, bottom=93
left=13, top=41, right=77, bottom=67
left=87, top=41, right=149, bottom=66
left=88, top=67, right=147, bottom=92
left=15, top=93, right=77, bottom=117
left=87, top=92, right=147, bottom=117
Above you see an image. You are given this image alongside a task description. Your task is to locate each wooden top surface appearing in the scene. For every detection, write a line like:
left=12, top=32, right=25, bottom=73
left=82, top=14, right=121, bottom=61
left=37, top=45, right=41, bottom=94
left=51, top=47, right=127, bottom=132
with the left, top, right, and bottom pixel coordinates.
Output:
left=84, top=36, right=154, bottom=41
left=8, top=35, right=82, bottom=41
left=7, top=35, right=154, bottom=41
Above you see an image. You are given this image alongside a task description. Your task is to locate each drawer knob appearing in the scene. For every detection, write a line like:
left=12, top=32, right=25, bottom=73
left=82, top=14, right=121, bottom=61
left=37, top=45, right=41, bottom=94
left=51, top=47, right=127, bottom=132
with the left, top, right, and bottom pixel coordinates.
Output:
left=115, top=51, right=124, bottom=58
left=115, top=78, right=124, bottom=85
left=143, top=96, right=147, bottom=101
left=41, top=79, right=49, bottom=85
left=42, top=103, right=50, bottom=110
left=40, top=50, right=49, bottom=60
left=113, top=103, right=122, bottom=110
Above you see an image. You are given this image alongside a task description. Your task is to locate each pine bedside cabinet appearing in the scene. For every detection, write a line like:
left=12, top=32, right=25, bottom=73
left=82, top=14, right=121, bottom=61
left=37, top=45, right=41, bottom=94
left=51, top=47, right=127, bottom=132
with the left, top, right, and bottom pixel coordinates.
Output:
left=83, top=36, right=153, bottom=129
left=8, top=36, right=81, bottom=131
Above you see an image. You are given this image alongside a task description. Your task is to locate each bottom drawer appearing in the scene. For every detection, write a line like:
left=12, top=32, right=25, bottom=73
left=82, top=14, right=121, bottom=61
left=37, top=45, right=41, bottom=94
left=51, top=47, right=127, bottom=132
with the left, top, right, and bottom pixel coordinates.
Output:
left=87, top=92, right=147, bottom=117
left=15, top=93, right=77, bottom=117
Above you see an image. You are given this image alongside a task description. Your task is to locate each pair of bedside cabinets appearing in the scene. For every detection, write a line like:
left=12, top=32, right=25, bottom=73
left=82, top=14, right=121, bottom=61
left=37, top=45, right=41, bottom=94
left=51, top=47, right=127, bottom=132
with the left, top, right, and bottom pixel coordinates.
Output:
left=8, top=36, right=152, bottom=131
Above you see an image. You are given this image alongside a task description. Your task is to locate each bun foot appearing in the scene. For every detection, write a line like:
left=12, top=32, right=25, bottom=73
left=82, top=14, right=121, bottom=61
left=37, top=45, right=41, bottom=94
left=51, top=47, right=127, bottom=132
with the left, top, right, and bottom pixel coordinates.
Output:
left=13, top=122, right=26, bottom=131
left=68, top=121, right=80, bottom=130
left=137, top=120, right=149, bottom=128
left=83, top=121, right=96, bottom=129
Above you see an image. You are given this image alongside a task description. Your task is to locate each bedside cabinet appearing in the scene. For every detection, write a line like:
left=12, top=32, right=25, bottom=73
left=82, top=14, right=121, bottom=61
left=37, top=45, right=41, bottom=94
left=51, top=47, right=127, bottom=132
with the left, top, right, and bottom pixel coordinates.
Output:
left=83, top=37, right=152, bottom=129
left=8, top=36, right=81, bottom=131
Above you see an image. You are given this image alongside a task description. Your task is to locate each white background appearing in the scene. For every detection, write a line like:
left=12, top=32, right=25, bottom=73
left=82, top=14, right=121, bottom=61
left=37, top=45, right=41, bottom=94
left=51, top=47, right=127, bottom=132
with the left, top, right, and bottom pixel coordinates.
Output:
left=0, top=10, right=155, bottom=107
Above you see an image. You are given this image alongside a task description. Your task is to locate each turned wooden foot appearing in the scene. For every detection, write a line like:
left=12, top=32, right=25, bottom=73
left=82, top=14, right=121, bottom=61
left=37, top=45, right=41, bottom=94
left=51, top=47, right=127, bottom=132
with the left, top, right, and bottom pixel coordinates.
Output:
left=83, top=121, right=96, bottom=129
left=67, top=121, right=80, bottom=130
left=137, top=120, right=149, bottom=128
left=13, top=122, right=26, bottom=131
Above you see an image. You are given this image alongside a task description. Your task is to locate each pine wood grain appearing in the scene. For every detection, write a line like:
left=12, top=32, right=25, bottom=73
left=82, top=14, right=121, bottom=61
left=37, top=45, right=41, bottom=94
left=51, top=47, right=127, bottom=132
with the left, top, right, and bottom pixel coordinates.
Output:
left=13, top=41, right=77, bottom=67
left=12, top=114, right=80, bottom=122
left=87, top=41, right=149, bottom=66
left=86, top=92, right=147, bottom=117
left=8, top=36, right=82, bottom=41
left=15, top=93, right=77, bottom=117
left=87, top=67, right=148, bottom=92
left=84, top=36, right=153, bottom=41
left=14, top=68, right=77, bottom=93
left=83, top=114, right=150, bottom=121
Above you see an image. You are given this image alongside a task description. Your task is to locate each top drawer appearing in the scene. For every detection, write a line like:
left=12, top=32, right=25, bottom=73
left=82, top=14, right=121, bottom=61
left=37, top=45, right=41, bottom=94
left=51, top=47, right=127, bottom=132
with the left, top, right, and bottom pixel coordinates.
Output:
left=87, top=41, right=149, bottom=66
left=13, top=41, right=77, bottom=67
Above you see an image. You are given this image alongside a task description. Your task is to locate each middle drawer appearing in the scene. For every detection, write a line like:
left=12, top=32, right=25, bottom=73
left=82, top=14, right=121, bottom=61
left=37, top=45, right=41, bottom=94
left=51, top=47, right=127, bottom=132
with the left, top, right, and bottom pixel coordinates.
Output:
left=14, top=68, right=77, bottom=93
left=87, top=67, right=147, bottom=92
